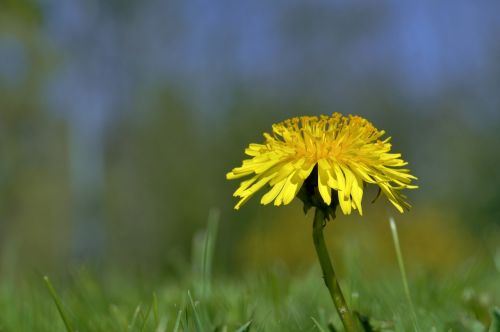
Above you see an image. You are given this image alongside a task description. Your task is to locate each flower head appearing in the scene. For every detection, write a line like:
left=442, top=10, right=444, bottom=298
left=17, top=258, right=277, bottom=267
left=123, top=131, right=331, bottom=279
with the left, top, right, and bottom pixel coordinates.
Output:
left=227, top=113, right=417, bottom=215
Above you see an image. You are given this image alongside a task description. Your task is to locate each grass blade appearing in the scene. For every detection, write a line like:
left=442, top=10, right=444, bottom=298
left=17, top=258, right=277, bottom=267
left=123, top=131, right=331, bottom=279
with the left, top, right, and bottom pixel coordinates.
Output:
left=43, top=276, right=75, bottom=332
left=311, top=317, right=327, bottom=332
left=188, top=290, right=204, bottom=332
left=153, top=292, right=159, bottom=326
left=389, top=217, right=420, bottom=332
left=139, top=302, right=153, bottom=331
left=235, top=320, right=252, bottom=332
left=490, top=307, right=500, bottom=332
left=128, top=304, right=141, bottom=330
left=202, top=208, right=220, bottom=295
left=173, top=309, right=183, bottom=332
left=155, top=316, right=169, bottom=332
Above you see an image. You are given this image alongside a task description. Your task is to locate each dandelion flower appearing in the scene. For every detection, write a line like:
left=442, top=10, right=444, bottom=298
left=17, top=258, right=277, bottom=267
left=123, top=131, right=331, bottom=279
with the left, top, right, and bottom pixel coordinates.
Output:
left=227, top=113, right=418, bottom=331
left=227, top=113, right=417, bottom=215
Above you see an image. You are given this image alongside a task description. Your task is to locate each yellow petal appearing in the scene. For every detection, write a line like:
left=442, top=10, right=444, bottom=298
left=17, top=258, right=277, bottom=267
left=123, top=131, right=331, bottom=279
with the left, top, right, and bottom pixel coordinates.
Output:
left=260, top=178, right=286, bottom=205
left=233, top=174, right=260, bottom=196
left=337, top=189, right=352, bottom=215
left=333, top=163, right=346, bottom=192
left=226, top=169, right=254, bottom=180
left=282, top=162, right=314, bottom=205
left=350, top=172, right=364, bottom=215
left=282, top=173, right=304, bottom=205
left=341, top=165, right=355, bottom=201
left=274, top=173, right=294, bottom=206
left=241, top=173, right=276, bottom=197
left=353, top=164, right=376, bottom=184
left=269, top=161, right=296, bottom=186
left=318, top=160, right=332, bottom=205
left=296, top=160, right=315, bottom=180
left=235, top=195, right=252, bottom=210
left=234, top=171, right=278, bottom=209
left=244, top=143, right=266, bottom=156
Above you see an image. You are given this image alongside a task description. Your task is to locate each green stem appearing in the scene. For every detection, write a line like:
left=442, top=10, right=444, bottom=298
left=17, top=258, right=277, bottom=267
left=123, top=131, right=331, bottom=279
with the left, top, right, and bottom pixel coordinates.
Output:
left=312, top=208, right=359, bottom=332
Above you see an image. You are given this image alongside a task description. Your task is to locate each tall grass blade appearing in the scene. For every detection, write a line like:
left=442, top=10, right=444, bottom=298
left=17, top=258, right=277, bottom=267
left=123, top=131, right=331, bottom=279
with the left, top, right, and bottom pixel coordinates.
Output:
left=139, top=302, right=153, bottom=332
left=311, top=317, right=328, bottom=332
left=173, top=309, right=183, bottom=332
left=235, top=320, right=252, bottom=332
left=155, top=316, right=169, bottom=332
left=389, top=217, right=420, bottom=332
left=43, top=276, right=75, bottom=332
left=188, top=290, right=203, bottom=332
left=489, top=307, right=500, bottom=332
left=128, top=304, right=141, bottom=330
left=202, top=208, right=220, bottom=295
left=152, top=292, right=159, bottom=326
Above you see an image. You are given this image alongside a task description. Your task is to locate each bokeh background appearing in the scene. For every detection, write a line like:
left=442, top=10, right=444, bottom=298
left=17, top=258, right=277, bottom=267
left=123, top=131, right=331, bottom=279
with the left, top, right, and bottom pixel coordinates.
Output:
left=1, top=0, right=499, bottom=278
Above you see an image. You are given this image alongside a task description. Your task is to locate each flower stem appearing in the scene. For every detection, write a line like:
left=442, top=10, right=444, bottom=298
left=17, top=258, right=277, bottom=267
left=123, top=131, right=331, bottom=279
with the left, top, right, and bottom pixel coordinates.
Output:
left=312, top=208, right=359, bottom=332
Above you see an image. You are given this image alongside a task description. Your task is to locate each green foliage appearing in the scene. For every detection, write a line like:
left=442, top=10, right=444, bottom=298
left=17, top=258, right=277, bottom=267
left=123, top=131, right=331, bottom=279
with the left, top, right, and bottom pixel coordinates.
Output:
left=43, top=276, right=75, bottom=332
left=0, top=219, right=498, bottom=332
left=489, top=308, right=500, bottom=332
left=0, top=264, right=497, bottom=332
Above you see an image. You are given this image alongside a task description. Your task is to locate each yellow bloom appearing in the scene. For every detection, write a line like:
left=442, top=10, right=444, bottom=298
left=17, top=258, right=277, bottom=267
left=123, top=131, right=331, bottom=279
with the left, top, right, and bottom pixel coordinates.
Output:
left=227, top=113, right=417, bottom=215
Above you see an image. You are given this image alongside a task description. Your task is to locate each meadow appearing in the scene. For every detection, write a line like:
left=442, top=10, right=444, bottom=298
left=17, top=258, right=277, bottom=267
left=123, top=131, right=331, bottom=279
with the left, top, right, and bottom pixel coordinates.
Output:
left=2, top=2, right=500, bottom=332
left=1, top=217, right=498, bottom=332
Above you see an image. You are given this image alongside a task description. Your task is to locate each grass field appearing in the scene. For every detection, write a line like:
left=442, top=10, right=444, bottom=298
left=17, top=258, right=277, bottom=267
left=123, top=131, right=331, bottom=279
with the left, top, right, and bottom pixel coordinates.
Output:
left=0, top=220, right=498, bottom=332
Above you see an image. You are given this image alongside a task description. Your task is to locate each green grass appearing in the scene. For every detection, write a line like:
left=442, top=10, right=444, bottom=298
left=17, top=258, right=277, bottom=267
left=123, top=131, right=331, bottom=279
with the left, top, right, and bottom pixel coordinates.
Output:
left=0, top=264, right=497, bottom=332
left=0, top=217, right=498, bottom=332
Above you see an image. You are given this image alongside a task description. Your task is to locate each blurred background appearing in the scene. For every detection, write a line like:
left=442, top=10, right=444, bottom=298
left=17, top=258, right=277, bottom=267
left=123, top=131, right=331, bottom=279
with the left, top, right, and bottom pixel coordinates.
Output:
left=1, top=0, right=499, bottom=278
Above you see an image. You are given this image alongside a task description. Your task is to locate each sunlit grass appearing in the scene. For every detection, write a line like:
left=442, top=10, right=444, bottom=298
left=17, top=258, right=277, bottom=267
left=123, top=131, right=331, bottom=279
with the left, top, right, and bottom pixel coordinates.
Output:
left=0, top=216, right=498, bottom=332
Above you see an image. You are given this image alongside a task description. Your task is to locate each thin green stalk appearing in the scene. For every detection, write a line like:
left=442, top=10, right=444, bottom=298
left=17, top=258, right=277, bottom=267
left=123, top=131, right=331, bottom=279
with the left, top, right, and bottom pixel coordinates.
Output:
left=172, top=309, right=183, bottom=332
left=152, top=292, right=159, bottom=326
left=312, top=208, right=359, bottom=332
left=389, top=217, right=420, bottom=332
left=202, top=208, right=219, bottom=296
left=43, top=276, right=75, bottom=332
